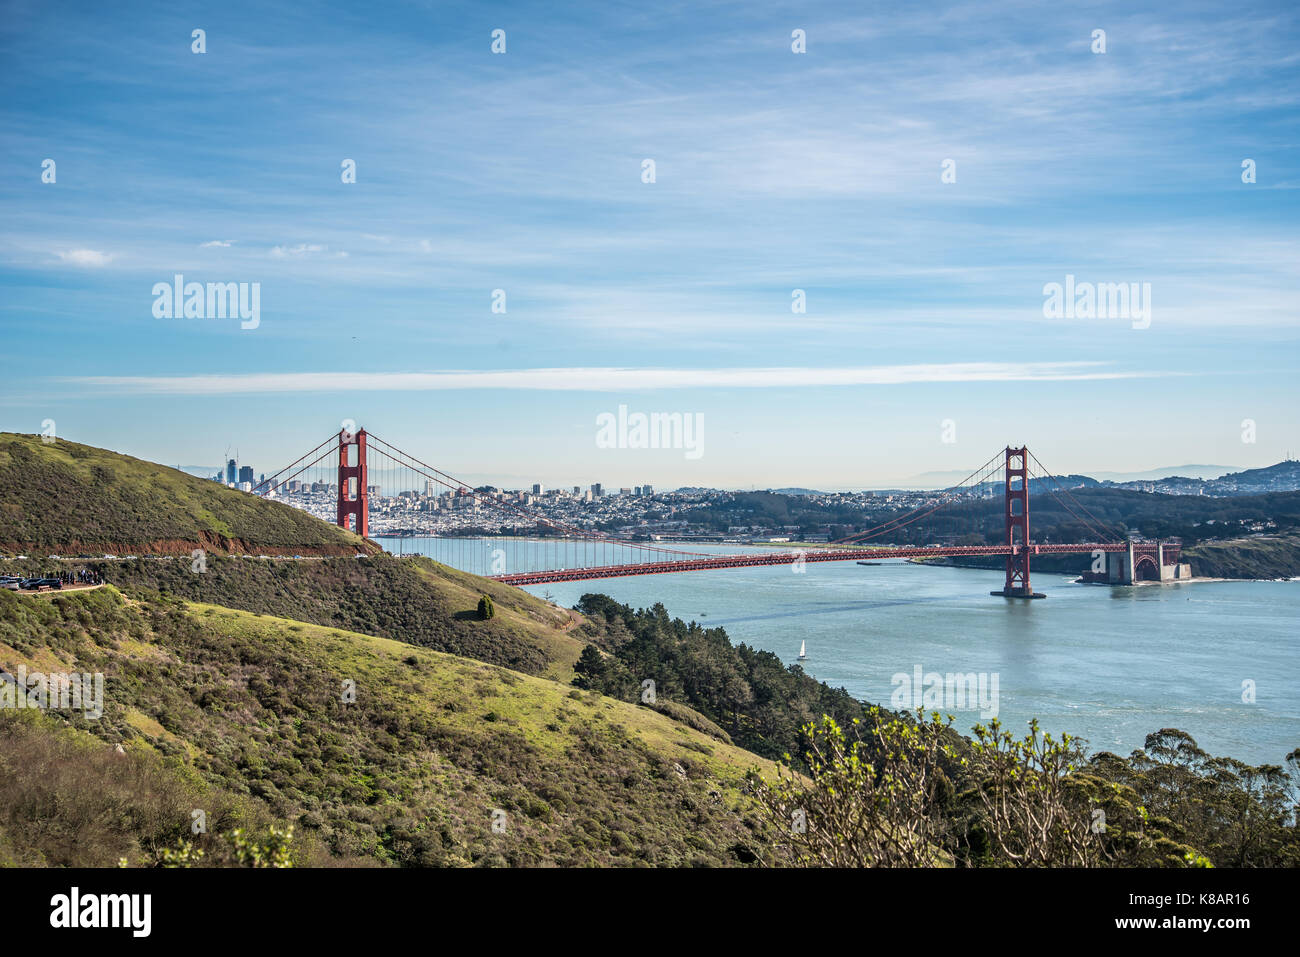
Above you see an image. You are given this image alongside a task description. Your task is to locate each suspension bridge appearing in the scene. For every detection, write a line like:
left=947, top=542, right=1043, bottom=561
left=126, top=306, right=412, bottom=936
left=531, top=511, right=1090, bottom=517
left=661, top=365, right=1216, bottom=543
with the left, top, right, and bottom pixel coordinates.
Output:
left=251, top=429, right=1184, bottom=599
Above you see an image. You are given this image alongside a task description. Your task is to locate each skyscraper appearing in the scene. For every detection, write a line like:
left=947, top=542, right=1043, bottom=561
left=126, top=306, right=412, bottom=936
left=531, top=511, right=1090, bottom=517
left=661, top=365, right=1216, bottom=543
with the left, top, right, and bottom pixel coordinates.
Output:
left=239, top=466, right=254, bottom=485
left=226, top=459, right=237, bottom=484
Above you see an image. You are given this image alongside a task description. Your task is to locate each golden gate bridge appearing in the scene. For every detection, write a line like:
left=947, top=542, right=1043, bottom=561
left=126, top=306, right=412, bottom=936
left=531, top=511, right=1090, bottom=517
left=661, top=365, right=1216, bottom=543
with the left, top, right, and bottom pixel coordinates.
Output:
left=251, top=428, right=1182, bottom=599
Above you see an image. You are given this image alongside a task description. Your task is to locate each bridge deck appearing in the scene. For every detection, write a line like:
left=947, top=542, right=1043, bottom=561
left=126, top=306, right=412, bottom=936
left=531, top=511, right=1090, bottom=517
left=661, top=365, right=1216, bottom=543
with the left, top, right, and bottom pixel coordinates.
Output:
left=488, top=542, right=1173, bottom=586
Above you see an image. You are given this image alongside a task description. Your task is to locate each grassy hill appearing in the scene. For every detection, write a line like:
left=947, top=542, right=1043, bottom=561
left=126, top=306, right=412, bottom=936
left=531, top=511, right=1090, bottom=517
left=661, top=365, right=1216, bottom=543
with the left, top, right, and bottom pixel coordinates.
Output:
left=0, top=434, right=587, bottom=677
left=0, top=586, right=777, bottom=867
left=0, top=432, right=375, bottom=556
left=86, top=553, right=586, bottom=680
left=1183, top=534, right=1300, bottom=579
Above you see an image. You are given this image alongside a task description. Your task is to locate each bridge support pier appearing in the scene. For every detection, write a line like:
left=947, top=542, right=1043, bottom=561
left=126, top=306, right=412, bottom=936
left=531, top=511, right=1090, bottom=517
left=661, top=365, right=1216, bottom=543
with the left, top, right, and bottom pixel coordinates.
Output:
left=1106, top=544, right=1135, bottom=584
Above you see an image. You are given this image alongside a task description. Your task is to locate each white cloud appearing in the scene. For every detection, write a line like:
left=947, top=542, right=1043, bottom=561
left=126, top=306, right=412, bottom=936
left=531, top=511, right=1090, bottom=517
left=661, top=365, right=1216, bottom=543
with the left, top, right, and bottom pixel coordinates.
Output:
left=68, top=361, right=1168, bottom=396
left=200, top=240, right=234, bottom=248
left=269, top=243, right=326, bottom=258
left=56, top=248, right=112, bottom=267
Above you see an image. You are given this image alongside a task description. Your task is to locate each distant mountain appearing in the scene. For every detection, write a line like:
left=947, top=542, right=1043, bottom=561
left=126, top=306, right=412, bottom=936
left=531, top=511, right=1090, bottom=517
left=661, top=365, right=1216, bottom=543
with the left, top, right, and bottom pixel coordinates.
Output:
left=905, top=470, right=990, bottom=488
left=1090, top=465, right=1239, bottom=482
left=903, top=471, right=1100, bottom=492
left=908, top=464, right=1247, bottom=489
left=1215, top=460, right=1300, bottom=484
left=1106, top=460, right=1300, bottom=496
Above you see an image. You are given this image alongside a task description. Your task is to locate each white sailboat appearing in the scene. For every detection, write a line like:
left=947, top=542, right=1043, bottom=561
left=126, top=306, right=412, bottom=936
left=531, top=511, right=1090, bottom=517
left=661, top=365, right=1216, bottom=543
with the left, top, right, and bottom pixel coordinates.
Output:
left=797, top=640, right=807, bottom=661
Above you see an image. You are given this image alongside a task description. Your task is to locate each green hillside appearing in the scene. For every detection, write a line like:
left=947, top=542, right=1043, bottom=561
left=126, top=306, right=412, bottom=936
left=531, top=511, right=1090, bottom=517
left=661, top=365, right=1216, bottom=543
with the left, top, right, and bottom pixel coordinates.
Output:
left=0, top=432, right=374, bottom=556
left=0, top=587, right=777, bottom=867
left=1183, top=534, right=1300, bottom=579
left=89, top=553, right=585, bottom=680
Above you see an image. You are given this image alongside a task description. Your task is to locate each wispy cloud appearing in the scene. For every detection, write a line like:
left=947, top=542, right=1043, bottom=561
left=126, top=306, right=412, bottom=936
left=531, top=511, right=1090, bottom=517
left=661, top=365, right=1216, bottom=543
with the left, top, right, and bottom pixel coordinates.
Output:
left=55, top=249, right=113, bottom=267
left=68, top=362, right=1166, bottom=396
left=269, top=243, right=326, bottom=258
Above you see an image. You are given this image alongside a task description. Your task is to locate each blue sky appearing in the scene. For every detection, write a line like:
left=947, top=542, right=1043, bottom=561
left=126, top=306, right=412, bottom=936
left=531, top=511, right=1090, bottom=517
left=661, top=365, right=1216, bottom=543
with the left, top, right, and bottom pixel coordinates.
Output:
left=1, top=0, right=1297, bottom=488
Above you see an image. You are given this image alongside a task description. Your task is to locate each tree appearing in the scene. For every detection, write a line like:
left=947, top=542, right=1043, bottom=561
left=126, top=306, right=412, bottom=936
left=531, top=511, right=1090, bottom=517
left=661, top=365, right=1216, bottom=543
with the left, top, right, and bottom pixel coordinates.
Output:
left=477, top=594, right=495, bottom=620
left=748, top=709, right=957, bottom=867
left=571, top=645, right=606, bottom=690
left=965, top=719, right=1103, bottom=866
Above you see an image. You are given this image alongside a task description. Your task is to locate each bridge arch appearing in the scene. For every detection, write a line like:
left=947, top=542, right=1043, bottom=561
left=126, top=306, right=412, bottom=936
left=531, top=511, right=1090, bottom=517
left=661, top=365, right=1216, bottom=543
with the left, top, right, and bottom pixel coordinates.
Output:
left=1134, top=554, right=1160, bottom=581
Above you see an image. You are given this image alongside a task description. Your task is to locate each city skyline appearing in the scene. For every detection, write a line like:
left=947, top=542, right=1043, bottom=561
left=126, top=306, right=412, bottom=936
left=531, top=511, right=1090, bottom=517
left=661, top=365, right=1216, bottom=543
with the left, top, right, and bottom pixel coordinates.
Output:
left=2, top=0, right=1297, bottom=487
left=176, top=450, right=1286, bottom=495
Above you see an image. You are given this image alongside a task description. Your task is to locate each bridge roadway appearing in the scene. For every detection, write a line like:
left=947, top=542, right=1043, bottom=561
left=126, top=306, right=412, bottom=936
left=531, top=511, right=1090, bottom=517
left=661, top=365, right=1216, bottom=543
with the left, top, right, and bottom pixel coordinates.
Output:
left=488, top=542, right=1156, bottom=587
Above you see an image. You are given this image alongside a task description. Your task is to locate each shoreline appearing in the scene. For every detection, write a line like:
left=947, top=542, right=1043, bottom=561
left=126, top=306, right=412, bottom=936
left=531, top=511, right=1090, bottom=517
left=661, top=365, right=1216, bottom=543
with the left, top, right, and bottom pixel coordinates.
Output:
left=906, top=557, right=1290, bottom=585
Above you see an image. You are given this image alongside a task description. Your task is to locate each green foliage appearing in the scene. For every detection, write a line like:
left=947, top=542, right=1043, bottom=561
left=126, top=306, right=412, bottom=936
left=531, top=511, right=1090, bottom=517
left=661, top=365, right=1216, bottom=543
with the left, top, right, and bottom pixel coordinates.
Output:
left=1087, top=729, right=1299, bottom=867
left=571, top=645, right=606, bottom=690
left=749, top=710, right=957, bottom=867
left=228, top=826, right=295, bottom=868
left=573, top=595, right=919, bottom=766
left=0, top=589, right=771, bottom=867
left=964, top=718, right=1102, bottom=866
left=124, top=826, right=295, bottom=868
left=0, top=707, right=271, bottom=868
left=153, top=840, right=204, bottom=867
left=477, top=594, right=495, bottom=620
left=643, top=700, right=733, bottom=745
left=750, top=713, right=1299, bottom=868
left=88, top=554, right=555, bottom=674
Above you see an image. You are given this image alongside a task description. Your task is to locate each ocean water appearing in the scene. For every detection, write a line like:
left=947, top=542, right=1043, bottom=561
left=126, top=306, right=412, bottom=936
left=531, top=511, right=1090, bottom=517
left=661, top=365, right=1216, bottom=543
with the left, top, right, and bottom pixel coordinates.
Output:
left=377, top=536, right=1299, bottom=766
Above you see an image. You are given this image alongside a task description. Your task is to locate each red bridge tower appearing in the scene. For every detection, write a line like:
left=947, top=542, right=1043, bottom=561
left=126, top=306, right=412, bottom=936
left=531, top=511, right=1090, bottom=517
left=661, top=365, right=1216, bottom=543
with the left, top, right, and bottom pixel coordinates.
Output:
left=336, top=427, right=369, bottom=538
left=993, top=445, right=1045, bottom=599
